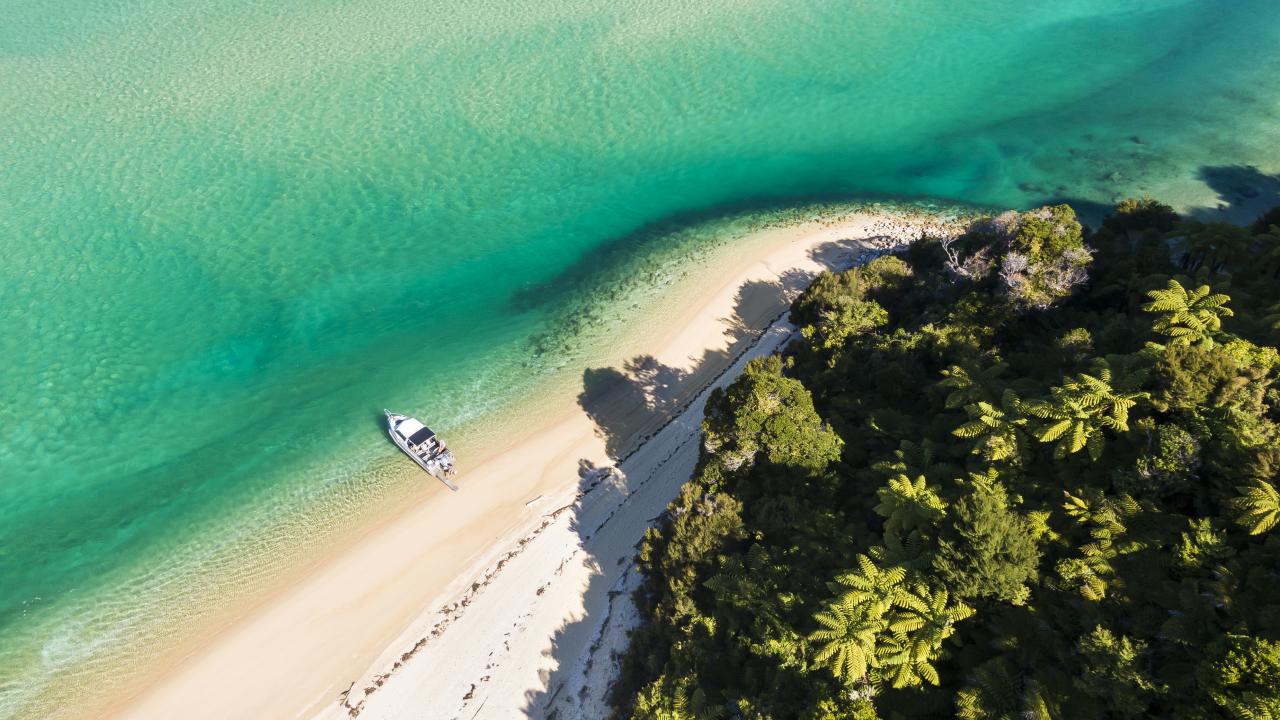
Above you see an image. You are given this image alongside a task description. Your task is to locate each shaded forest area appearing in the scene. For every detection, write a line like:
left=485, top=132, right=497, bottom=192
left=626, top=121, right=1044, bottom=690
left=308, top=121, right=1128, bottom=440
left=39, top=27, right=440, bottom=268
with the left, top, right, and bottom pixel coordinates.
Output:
left=614, top=199, right=1280, bottom=719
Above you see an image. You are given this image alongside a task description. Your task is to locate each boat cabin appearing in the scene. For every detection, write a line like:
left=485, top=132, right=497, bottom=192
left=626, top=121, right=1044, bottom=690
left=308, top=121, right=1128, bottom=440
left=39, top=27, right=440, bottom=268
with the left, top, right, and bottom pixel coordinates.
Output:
left=398, top=418, right=434, bottom=444
left=396, top=417, right=446, bottom=451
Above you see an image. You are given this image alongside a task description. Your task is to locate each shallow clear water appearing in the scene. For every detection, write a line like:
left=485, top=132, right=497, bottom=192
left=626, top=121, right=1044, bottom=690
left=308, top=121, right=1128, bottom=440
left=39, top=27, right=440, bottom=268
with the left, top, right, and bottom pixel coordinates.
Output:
left=2, top=0, right=1279, bottom=715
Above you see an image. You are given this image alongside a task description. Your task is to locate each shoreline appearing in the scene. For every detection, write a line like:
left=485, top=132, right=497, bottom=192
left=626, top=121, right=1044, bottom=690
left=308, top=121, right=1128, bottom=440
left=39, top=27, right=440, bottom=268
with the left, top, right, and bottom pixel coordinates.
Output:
left=107, top=210, right=963, bottom=720
left=329, top=316, right=809, bottom=720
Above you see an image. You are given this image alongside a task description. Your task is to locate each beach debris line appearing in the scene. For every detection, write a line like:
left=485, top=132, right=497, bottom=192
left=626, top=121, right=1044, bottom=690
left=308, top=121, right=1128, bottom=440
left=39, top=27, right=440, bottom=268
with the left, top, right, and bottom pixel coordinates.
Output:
left=385, top=410, right=459, bottom=490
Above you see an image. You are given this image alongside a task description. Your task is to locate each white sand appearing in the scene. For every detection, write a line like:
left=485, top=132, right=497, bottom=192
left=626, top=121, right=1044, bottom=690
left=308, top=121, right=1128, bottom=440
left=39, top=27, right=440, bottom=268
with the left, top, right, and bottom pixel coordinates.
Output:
left=112, top=213, right=957, bottom=720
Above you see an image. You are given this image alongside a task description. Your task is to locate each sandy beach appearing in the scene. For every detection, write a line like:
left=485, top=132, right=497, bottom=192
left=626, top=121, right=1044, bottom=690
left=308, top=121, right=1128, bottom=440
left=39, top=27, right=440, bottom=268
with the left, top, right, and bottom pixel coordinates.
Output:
left=109, top=212, right=959, bottom=720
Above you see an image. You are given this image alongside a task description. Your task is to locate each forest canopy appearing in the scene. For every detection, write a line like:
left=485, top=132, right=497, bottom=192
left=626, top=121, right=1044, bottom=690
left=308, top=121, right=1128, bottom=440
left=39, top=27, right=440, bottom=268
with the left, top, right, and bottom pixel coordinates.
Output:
left=614, top=200, right=1280, bottom=719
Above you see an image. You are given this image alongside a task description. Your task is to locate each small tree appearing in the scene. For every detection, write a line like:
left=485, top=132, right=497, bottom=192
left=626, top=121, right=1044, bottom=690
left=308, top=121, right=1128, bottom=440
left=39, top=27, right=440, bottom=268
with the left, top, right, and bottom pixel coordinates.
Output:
left=1074, top=626, right=1163, bottom=715
left=999, top=205, right=1093, bottom=309
left=803, top=296, right=888, bottom=353
left=1103, top=197, right=1180, bottom=237
left=933, top=470, right=1042, bottom=604
left=702, top=355, right=842, bottom=473
left=1198, top=636, right=1280, bottom=719
left=1118, top=423, right=1201, bottom=499
left=1175, top=221, right=1251, bottom=274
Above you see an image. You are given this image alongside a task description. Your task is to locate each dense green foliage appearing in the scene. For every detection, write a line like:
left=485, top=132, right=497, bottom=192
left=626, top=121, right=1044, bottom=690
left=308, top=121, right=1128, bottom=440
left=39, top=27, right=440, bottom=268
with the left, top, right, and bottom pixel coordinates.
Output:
left=615, top=200, right=1280, bottom=719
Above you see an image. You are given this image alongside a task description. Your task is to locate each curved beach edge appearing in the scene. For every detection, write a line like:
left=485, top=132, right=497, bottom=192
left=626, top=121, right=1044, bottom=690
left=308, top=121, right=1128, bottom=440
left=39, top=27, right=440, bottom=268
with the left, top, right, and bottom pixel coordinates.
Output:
left=111, top=211, right=963, bottom=720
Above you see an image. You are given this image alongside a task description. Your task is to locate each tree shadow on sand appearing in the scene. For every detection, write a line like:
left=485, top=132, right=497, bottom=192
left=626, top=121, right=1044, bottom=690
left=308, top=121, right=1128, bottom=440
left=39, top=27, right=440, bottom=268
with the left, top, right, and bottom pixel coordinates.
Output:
left=575, top=268, right=814, bottom=461
left=518, top=236, right=902, bottom=719
left=575, top=232, right=915, bottom=463
left=508, top=457, right=644, bottom=720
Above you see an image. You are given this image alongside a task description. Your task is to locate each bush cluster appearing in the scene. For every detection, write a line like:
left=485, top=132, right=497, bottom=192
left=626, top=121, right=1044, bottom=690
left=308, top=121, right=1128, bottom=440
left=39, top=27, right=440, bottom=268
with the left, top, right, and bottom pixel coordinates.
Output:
left=614, top=199, right=1280, bottom=720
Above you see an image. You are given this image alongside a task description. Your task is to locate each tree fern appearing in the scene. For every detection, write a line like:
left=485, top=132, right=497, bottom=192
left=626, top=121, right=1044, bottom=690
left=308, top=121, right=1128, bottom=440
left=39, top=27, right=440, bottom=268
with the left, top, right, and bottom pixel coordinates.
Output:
left=1142, top=278, right=1233, bottom=348
left=955, top=658, right=1026, bottom=720
left=631, top=675, right=697, bottom=720
left=810, top=600, right=885, bottom=683
left=953, top=389, right=1027, bottom=463
left=834, top=554, right=909, bottom=613
left=877, top=584, right=973, bottom=688
left=1023, top=360, right=1146, bottom=461
left=940, top=362, right=1009, bottom=409
left=813, top=556, right=976, bottom=691
left=874, top=474, right=947, bottom=536
left=871, top=439, right=950, bottom=481
left=1054, top=490, right=1132, bottom=600
left=1229, top=478, right=1280, bottom=535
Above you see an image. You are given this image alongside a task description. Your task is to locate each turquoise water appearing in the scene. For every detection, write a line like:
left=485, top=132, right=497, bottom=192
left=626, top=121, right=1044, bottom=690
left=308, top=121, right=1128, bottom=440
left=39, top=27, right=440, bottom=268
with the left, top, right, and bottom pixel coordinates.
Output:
left=3, top=0, right=1280, bottom=715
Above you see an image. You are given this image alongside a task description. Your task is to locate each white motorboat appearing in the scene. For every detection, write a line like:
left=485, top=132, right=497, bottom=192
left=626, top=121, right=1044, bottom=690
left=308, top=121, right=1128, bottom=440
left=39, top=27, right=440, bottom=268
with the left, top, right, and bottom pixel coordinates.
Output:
left=385, top=410, right=458, bottom=491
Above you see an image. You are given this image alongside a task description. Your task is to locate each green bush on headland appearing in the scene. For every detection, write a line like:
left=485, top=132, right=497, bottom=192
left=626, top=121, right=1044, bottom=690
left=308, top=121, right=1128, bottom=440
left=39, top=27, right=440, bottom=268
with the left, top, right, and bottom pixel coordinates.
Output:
left=615, top=199, right=1280, bottom=720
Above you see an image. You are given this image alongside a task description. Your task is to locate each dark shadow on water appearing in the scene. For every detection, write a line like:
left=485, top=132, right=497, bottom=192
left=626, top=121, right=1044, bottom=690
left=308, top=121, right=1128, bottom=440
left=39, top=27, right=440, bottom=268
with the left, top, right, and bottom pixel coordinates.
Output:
left=508, top=190, right=969, bottom=314
left=1012, top=166, right=1280, bottom=230
left=1188, top=165, right=1280, bottom=223
left=512, top=166, right=1276, bottom=337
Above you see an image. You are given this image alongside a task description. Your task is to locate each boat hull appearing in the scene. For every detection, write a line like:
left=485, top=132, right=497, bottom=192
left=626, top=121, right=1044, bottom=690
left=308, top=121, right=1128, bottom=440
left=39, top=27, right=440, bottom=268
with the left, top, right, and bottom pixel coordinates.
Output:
left=385, top=412, right=459, bottom=491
